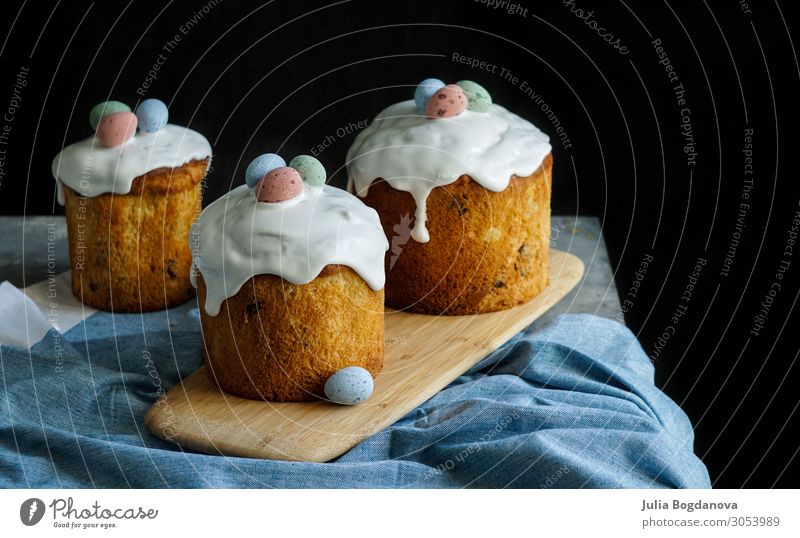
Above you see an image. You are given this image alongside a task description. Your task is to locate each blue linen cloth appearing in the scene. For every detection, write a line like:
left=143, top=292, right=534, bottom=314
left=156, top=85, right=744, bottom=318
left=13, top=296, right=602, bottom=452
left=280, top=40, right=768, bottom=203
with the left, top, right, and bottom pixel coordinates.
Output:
left=0, top=306, right=710, bottom=488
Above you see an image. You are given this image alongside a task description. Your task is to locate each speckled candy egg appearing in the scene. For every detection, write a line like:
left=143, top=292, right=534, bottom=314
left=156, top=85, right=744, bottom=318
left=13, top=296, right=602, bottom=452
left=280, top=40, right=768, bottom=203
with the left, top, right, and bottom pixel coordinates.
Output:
left=456, top=80, right=492, bottom=112
left=89, top=100, right=131, bottom=130
left=135, top=98, right=169, bottom=132
left=255, top=166, right=303, bottom=203
left=414, top=78, right=445, bottom=112
left=246, top=153, right=286, bottom=189
left=424, top=84, right=467, bottom=119
left=324, top=366, right=374, bottom=405
left=96, top=111, right=138, bottom=148
left=289, top=155, right=326, bottom=187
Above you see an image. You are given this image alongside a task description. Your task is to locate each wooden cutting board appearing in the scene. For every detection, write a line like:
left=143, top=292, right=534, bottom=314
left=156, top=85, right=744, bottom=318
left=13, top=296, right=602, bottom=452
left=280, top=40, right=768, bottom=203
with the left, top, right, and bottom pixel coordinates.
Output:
left=145, top=250, right=584, bottom=462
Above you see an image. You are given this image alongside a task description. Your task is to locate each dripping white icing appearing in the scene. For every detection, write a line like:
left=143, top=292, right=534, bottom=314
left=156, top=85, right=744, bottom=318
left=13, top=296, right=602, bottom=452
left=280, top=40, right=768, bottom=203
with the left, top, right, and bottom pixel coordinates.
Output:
left=190, top=184, right=388, bottom=316
left=346, top=100, right=551, bottom=242
left=52, top=124, right=212, bottom=204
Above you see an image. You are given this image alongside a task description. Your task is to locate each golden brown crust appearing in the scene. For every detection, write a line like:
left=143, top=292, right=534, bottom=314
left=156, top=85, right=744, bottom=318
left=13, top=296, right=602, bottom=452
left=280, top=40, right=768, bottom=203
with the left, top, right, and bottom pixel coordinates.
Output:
left=64, top=158, right=208, bottom=312
left=198, top=266, right=384, bottom=402
left=126, top=158, right=207, bottom=194
left=360, top=153, right=552, bottom=315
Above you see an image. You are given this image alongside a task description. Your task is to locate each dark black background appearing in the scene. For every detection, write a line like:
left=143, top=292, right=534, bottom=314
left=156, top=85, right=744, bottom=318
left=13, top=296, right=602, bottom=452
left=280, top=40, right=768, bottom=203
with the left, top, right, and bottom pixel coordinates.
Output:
left=1, top=0, right=798, bottom=487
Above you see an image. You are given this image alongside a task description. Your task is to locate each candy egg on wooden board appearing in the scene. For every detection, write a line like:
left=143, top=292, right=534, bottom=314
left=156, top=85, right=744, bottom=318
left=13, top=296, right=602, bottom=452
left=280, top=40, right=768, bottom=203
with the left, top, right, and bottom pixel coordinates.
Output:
left=414, top=78, right=445, bottom=112
left=255, top=166, right=303, bottom=203
left=289, top=155, right=326, bottom=186
left=89, top=101, right=131, bottom=130
left=246, top=153, right=286, bottom=189
left=135, top=98, right=169, bottom=132
left=424, top=84, right=467, bottom=119
left=96, top=111, right=138, bottom=148
left=456, top=80, right=492, bottom=112
left=324, top=366, right=374, bottom=405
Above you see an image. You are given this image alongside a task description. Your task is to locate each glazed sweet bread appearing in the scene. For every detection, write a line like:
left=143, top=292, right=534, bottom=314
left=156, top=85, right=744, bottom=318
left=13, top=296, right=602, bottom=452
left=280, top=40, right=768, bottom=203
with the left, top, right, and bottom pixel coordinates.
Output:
left=196, top=266, right=383, bottom=401
left=52, top=99, right=212, bottom=312
left=347, top=80, right=553, bottom=315
left=359, top=156, right=552, bottom=315
left=62, top=159, right=208, bottom=312
left=191, top=156, right=388, bottom=402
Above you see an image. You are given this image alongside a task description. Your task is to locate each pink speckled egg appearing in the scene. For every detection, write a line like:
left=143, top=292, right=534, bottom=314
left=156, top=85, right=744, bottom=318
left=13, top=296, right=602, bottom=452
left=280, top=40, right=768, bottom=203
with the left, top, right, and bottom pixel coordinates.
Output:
left=255, top=166, right=304, bottom=203
left=96, top=111, right=138, bottom=148
left=424, top=84, right=467, bottom=119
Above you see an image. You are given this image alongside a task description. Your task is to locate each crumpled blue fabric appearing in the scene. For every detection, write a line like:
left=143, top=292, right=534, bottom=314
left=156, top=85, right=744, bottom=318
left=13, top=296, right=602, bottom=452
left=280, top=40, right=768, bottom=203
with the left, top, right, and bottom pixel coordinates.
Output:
left=0, top=305, right=710, bottom=488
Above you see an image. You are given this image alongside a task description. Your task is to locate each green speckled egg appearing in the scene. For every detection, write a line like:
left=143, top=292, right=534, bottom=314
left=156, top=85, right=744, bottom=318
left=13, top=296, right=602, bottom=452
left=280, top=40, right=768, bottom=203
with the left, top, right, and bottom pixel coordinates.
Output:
left=89, top=101, right=131, bottom=130
left=456, top=80, right=492, bottom=112
left=289, top=155, right=326, bottom=187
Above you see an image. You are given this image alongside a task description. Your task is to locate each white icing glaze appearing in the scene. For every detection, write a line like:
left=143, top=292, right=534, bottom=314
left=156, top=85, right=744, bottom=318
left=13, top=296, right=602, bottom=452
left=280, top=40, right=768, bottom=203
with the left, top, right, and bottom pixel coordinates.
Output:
left=346, top=100, right=551, bottom=242
left=191, top=184, right=388, bottom=316
left=52, top=124, right=212, bottom=204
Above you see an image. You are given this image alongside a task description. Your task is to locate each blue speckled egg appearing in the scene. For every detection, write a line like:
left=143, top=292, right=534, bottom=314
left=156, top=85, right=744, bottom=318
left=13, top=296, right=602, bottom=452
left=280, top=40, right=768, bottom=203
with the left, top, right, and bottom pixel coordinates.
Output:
left=324, top=366, right=374, bottom=405
left=414, top=78, right=445, bottom=112
left=245, top=153, right=286, bottom=188
left=135, top=98, right=169, bottom=132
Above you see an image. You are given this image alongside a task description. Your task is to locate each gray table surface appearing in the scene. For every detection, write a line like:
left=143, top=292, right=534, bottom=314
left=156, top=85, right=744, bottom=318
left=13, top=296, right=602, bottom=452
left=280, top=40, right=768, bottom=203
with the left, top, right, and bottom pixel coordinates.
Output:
left=0, top=215, right=622, bottom=327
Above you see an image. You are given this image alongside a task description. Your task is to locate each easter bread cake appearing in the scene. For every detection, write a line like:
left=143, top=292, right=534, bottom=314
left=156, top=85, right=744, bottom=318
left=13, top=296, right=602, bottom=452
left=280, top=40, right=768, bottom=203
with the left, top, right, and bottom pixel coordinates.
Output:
left=52, top=99, right=211, bottom=312
left=192, top=155, right=388, bottom=402
left=347, top=79, right=553, bottom=315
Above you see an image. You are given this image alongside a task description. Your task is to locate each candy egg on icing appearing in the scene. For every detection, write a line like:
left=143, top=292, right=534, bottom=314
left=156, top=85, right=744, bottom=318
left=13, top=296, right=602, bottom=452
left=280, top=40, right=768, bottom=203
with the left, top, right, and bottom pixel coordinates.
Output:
left=255, top=166, right=303, bottom=203
left=95, top=111, right=138, bottom=148
left=289, top=155, right=326, bottom=187
left=424, top=84, right=467, bottom=119
left=89, top=100, right=131, bottom=130
left=324, top=366, right=374, bottom=405
left=456, top=80, right=492, bottom=112
left=135, top=98, right=169, bottom=132
left=414, top=78, right=445, bottom=112
left=246, top=153, right=286, bottom=189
